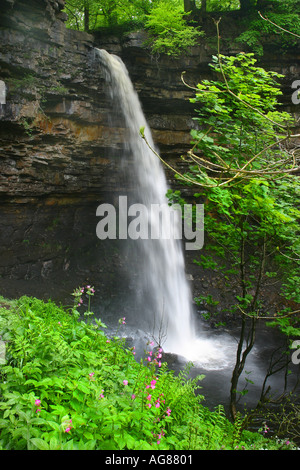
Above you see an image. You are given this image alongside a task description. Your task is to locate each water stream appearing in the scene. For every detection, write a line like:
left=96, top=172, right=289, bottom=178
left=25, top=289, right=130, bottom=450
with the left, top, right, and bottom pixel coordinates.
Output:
left=97, top=48, right=199, bottom=358
left=96, top=50, right=299, bottom=416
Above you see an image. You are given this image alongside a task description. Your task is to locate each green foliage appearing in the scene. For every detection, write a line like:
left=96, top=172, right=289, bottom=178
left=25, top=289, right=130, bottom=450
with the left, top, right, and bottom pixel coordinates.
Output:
left=144, top=0, right=203, bottom=56
left=64, top=0, right=203, bottom=56
left=64, top=0, right=151, bottom=31
left=64, top=0, right=300, bottom=58
left=159, top=51, right=300, bottom=429
left=204, top=0, right=240, bottom=11
left=189, top=53, right=292, bottom=176
left=167, top=53, right=300, bottom=414
left=0, top=294, right=293, bottom=450
left=236, top=1, right=300, bottom=55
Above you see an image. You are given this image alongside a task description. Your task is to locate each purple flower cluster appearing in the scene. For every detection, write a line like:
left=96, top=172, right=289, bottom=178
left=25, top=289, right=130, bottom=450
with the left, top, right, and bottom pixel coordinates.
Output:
left=72, top=285, right=95, bottom=307
left=146, top=341, right=163, bottom=368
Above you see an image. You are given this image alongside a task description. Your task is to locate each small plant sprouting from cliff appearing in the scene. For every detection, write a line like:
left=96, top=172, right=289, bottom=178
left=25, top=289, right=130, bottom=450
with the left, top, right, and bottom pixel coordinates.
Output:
left=20, top=118, right=35, bottom=137
left=7, top=74, right=39, bottom=91
left=48, top=85, right=69, bottom=95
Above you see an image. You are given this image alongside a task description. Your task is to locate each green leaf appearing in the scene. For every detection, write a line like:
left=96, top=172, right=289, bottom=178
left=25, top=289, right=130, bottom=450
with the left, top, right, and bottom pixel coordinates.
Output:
left=125, top=433, right=137, bottom=450
left=83, top=431, right=94, bottom=440
left=30, top=438, right=50, bottom=450
left=72, top=389, right=84, bottom=402
left=77, top=382, right=90, bottom=394
left=49, top=437, right=60, bottom=450
left=46, top=420, right=61, bottom=432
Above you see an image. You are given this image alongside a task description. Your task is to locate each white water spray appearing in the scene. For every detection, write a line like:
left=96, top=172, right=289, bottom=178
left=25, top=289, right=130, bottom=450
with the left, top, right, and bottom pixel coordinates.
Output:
left=97, top=48, right=197, bottom=356
left=97, top=49, right=235, bottom=368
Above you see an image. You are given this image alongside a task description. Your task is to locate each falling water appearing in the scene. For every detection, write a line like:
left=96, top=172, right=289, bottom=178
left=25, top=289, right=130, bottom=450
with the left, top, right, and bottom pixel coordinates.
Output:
left=96, top=49, right=241, bottom=371
left=97, top=48, right=197, bottom=357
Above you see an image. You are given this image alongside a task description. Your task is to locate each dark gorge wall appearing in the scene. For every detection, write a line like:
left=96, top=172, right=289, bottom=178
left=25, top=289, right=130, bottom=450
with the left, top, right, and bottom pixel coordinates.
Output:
left=0, top=0, right=299, bottom=309
left=0, top=0, right=126, bottom=302
left=0, top=0, right=204, bottom=305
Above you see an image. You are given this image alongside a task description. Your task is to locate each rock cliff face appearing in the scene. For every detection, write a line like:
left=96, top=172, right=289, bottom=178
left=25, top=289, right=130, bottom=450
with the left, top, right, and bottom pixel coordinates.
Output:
left=0, top=0, right=122, bottom=302
left=0, top=0, right=203, bottom=305
left=0, top=0, right=299, bottom=309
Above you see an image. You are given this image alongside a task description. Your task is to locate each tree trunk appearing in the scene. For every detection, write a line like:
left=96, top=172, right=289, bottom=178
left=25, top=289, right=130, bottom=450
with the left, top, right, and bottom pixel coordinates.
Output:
left=230, top=317, right=256, bottom=420
left=240, top=0, right=252, bottom=12
left=201, top=0, right=207, bottom=13
left=84, top=6, right=89, bottom=32
left=230, top=223, right=256, bottom=420
left=184, top=0, right=196, bottom=13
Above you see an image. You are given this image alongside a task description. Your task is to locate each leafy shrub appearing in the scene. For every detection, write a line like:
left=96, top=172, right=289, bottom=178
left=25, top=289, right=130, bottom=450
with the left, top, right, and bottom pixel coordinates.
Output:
left=0, top=294, right=295, bottom=450
left=236, top=1, right=300, bottom=56
left=145, top=0, right=203, bottom=56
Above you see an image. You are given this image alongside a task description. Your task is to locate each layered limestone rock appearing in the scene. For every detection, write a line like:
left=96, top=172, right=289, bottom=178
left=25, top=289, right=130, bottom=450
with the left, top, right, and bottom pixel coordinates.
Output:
left=0, top=0, right=202, bottom=302
left=0, top=0, right=125, bottom=301
left=0, top=0, right=299, bottom=306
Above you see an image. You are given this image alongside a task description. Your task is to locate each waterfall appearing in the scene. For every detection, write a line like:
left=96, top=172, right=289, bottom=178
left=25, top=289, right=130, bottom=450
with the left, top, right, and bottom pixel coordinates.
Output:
left=97, top=48, right=196, bottom=357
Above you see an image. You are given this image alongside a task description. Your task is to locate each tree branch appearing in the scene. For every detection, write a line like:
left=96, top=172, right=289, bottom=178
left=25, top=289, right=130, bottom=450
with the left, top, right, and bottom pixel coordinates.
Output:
left=258, top=11, right=300, bottom=39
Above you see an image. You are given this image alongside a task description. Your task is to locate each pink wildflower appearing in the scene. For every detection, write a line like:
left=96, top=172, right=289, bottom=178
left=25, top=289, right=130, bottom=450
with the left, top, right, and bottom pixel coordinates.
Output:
left=150, top=379, right=156, bottom=389
left=64, top=419, right=73, bottom=433
left=123, top=380, right=128, bottom=386
left=35, top=399, right=41, bottom=406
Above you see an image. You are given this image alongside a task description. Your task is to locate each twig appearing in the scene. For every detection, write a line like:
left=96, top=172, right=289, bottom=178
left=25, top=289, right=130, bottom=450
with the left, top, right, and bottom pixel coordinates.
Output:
left=214, top=18, right=288, bottom=130
left=237, top=305, right=300, bottom=320
left=258, top=11, right=300, bottom=39
left=141, top=19, right=300, bottom=188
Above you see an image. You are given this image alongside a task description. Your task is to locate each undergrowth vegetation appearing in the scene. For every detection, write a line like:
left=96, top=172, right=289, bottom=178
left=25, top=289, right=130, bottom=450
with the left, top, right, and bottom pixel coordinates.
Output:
left=0, top=293, right=296, bottom=450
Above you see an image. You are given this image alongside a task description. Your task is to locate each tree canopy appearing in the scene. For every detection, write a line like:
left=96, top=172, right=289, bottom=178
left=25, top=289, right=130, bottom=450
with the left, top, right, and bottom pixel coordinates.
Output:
left=63, top=0, right=244, bottom=31
left=64, top=0, right=300, bottom=57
